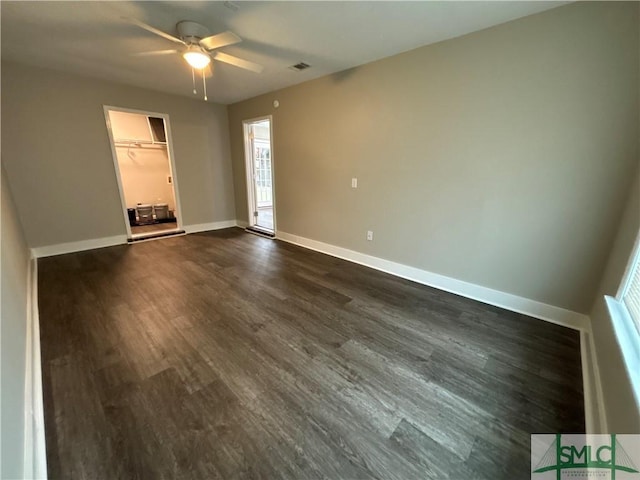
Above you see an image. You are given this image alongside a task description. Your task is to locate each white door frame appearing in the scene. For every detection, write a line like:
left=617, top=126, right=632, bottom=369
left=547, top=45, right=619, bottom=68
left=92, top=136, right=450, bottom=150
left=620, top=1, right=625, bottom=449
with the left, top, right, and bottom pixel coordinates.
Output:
left=103, top=105, right=184, bottom=239
left=242, top=115, right=276, bottom=232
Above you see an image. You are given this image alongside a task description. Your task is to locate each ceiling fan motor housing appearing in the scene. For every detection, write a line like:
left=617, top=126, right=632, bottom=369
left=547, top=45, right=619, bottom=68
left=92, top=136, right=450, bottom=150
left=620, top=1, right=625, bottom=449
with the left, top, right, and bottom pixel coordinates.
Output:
left=176, top=21, right=211, bottom=43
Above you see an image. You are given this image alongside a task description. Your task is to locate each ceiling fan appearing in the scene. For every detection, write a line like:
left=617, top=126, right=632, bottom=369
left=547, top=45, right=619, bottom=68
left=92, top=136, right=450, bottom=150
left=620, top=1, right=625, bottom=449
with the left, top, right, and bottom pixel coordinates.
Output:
left=127, top=18, right=263, bottom=100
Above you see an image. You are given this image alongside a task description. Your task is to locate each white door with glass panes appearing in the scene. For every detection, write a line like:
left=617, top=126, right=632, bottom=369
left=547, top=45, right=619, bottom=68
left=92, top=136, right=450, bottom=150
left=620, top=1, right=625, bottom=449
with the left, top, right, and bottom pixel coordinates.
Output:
left=244, top=118, right=275, bottom=232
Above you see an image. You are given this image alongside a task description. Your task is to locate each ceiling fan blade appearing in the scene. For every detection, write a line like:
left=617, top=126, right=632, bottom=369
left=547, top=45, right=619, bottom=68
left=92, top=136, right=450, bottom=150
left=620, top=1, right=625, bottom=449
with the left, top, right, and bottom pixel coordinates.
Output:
left=199, top=31, right=241, bottom=51
left=212, top=52, right=263, bottom=73
left=131, top=49, right=179, bottom=57
left=124, top=17, right=185, bottom=45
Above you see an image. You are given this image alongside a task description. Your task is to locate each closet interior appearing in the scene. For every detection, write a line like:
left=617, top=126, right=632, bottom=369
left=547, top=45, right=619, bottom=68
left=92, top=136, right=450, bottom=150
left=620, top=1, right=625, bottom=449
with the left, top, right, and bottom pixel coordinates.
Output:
left=106, top=109, right=182, bottom=240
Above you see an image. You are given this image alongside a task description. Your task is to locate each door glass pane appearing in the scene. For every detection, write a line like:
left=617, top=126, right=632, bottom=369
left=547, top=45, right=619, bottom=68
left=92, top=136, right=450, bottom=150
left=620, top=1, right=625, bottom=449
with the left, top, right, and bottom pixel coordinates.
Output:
left=252, top=121, right=273, bottom=231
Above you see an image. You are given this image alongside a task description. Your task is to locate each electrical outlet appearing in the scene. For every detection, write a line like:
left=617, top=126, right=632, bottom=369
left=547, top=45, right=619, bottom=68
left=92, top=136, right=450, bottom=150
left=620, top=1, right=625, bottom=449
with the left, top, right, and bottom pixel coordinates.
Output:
left=367, top=230, right=373, bottom=241
left=351, top=178, right=358, bottom=188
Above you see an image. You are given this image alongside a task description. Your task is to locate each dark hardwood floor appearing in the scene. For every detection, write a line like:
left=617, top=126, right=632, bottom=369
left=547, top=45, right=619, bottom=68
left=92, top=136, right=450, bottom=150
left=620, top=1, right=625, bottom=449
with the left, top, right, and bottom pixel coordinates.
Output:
left=38, top=228, right=584, bottom=479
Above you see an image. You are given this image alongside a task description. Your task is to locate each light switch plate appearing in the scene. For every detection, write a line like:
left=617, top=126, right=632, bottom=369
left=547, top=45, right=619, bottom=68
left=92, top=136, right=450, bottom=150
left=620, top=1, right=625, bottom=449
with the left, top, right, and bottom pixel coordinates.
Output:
left=352, top=178, right=358, bottom=188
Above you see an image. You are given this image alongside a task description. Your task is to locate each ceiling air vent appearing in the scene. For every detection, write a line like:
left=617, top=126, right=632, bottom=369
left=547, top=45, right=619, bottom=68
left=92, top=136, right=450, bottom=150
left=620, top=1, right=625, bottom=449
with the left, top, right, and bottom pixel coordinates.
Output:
left=289, top=62, right=311, bottom=72
left=223, top=1, right=239, bottom=11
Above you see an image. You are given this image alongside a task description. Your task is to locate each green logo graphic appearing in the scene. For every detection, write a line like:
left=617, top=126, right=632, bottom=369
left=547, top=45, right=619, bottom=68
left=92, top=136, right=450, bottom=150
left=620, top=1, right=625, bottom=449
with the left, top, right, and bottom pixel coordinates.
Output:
left=532, top=434, right=639, bottom=479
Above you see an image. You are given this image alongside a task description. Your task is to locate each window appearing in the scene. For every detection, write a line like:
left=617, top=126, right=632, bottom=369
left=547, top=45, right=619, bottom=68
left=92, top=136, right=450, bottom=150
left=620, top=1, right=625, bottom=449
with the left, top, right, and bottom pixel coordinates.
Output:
left=605, top=229, right=640, bottom=409
left=618, top=232, right=640, bottom=335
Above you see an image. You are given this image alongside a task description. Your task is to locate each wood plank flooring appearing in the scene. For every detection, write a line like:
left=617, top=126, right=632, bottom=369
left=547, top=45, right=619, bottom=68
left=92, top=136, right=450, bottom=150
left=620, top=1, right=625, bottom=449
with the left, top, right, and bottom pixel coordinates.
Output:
left=38, top=228, right=584, bottom=479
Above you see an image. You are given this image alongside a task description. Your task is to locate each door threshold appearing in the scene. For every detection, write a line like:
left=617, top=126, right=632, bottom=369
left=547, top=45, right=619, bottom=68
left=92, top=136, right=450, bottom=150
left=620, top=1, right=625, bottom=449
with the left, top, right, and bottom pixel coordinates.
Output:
left=128, top=229, right=185, bottom=243
left=245, top=227, right=275, bottom=238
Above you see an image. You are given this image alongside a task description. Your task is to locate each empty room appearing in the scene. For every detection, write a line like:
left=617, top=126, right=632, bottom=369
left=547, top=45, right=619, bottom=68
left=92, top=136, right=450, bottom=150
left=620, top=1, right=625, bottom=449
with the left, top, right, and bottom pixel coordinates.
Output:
left=1, top=1, right=639, bottom=479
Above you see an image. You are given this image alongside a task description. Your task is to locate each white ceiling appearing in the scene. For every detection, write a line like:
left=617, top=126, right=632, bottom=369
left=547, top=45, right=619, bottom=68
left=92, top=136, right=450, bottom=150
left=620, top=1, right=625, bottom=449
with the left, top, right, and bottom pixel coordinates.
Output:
left=1, top=1, right=567, bottom=105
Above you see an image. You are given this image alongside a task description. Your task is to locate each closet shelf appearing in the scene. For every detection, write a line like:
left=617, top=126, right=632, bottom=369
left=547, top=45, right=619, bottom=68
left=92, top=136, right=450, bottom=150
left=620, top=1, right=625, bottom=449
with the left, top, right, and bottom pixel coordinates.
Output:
left=114, top=139, right=167, bottom=149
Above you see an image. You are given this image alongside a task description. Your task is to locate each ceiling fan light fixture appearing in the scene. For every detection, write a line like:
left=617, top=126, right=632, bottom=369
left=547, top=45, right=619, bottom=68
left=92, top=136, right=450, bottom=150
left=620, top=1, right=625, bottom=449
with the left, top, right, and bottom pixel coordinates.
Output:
left=183, top=47, right=211, bottom=69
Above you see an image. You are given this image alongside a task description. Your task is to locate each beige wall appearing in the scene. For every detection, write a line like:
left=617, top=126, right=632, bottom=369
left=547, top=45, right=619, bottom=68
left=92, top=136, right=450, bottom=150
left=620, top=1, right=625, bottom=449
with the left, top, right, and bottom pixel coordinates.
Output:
left=115, top=145, right=176, bottom=211
left=589, top=167, right=640, bottom=433
left=1, top=61, right=236, bottom=248
left=1, top=167, right=31, bottom=478
left=228, top=1, right=639, bottom=314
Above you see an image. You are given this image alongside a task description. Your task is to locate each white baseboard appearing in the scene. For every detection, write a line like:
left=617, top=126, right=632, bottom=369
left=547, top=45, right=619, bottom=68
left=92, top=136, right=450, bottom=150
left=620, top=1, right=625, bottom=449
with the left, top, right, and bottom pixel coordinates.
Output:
left=32, top=235, right=127, bottom=258
left=24, top=257, right=47, bottom=479
left=580, top=330, right=608, bottom=433
left=31, top=220, right=239, bottom=258
left=276, top=230, right=590, bottom=332
left=183, top=220, right=237, bottom=234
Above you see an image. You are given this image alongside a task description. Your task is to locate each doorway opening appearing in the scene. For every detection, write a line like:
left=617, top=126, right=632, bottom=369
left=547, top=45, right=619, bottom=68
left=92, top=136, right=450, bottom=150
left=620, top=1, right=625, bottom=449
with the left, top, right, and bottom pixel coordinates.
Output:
left=104, top=106, right=184, bottom=241
left=243, top=116, right=275, bottom=236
